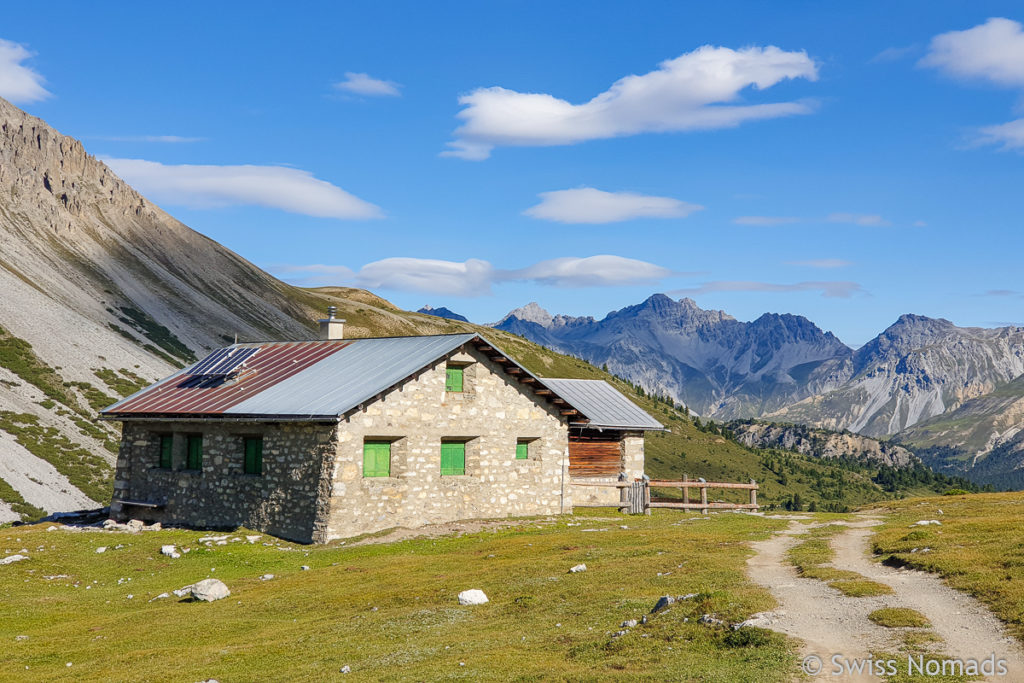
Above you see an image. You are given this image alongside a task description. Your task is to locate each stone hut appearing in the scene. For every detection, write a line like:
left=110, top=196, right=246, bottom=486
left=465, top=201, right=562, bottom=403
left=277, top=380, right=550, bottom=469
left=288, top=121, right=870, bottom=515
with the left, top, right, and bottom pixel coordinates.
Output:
left=100, top=329, right=662, bottom=543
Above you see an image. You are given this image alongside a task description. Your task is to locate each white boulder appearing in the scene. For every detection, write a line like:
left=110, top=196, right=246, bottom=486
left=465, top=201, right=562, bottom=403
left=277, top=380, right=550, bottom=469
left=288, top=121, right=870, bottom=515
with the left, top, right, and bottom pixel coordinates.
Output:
left=190, top=579, right=230, bottom=602
left=457, top=589, right=488, bottom=606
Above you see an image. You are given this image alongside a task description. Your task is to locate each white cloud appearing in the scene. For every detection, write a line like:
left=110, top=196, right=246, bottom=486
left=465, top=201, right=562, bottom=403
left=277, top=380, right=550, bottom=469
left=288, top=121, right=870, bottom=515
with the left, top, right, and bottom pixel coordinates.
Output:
left=333, top=72, right=401, bottom=97
left=920, top=18, right=1024, bottom=88
left=671, top=280, right=862, bottom=299
left=787, top=258, right=851, bottom=268
left=0, top=38, right=50, bottom=103
left=976, top=117, right=1024, bottom=150
left=826, top=212, right=891, bottom=227
left=357, top=257, right=495, bottom=296
left=279, top=255, right=674, bottom=296
left=921, top=19, right=1024, bottom=152
left=870, top=45, right=918, bottom=64
left=510, top=255, right=672, bottom=287
left=102, top=157, right=383, bottom=220
left=443, top=44, right=818, bottom=159
left=524, top=188, right=703, bottom=224
left=733, top=215, right=800, bottom=226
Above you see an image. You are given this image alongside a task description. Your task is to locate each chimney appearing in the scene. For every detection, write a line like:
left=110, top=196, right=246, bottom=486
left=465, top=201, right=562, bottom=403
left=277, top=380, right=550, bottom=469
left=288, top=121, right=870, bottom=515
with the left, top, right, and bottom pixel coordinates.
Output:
left=318, top=306, right=345, bottom=340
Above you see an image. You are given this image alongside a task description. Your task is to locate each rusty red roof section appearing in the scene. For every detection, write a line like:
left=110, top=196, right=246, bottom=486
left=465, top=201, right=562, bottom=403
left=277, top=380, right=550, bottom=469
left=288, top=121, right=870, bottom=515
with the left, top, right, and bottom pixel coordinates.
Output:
left=110, top=341, right=348, bottom=415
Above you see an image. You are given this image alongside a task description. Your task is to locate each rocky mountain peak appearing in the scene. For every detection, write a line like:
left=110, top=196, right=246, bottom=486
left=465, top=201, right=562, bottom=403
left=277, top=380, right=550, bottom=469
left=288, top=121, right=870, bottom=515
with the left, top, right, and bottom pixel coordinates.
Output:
left=500, top=302, right=555, bottom=327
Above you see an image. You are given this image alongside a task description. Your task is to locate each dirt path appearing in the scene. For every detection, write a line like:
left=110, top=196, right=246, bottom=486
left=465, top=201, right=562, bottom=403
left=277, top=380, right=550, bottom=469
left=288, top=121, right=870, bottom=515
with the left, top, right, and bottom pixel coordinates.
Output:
left=747, top=516, right=1024, bottom=682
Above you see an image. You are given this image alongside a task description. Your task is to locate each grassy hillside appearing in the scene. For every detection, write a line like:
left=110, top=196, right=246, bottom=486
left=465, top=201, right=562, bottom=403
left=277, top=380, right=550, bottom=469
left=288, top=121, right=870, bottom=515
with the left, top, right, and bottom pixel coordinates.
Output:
left=0, top=510, right=797, bottom=681
left=871, top=491, right=1024, bottom=642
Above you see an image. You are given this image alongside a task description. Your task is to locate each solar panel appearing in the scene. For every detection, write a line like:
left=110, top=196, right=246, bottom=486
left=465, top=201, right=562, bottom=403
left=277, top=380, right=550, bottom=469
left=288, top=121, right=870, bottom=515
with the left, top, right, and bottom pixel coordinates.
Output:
left=187, top=347, right=259, bottom=378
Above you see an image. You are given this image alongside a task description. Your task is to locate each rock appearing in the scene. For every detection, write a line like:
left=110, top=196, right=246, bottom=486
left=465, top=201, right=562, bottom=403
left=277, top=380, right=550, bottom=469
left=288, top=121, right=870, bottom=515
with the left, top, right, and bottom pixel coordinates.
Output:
left=568, top=564, right=587, bottom=573
left=340, top=666, right=351, bottom=674
left=126, top=594, right=133, bottom=600
left=612, top=630, right=627, bottom=638
left=172, top=585, right=194, bottom=598
left=640, top=615, right=647, bottom=625
left=621, top=619, right=638, bottom=628
left=0, top=554, right=28, bottom=566
left=678, top=593, right=699, bottom=600
left=912, top=520, right=942, bottom=526
left=146, top=522, right=162, bottom=531
left=190, top=579, right=230, bottom=602
left=95, top=547, right=107, bottom=554
left=161, top=545, right=180, bottom=559
left=46, top=526, right=57, bottom=531
left=651, top=595, right=675, bottom=613
left=699, top=614, right=723, bottom=626
left=149, top=593, right=170, bottom=602
left=301, top=565, right=310, bottom=571
left=126, top=520, right=144, bottom=532
left=15, top=635, right=28, bottom=641
left=260, top=574, right=274, bottom=581
left=246, top=535, right=261, bottom=544
left=458, top=589, right=489, bottom=606
left=732, top=612, right=775, bottom=630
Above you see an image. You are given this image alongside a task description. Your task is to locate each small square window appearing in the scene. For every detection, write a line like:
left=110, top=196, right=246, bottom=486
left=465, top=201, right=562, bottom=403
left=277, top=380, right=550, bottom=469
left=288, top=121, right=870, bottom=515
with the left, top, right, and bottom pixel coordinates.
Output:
left=158, top=434, right=173, bottom=469
left=440, top=441, right=466, bottom=475
left=515, top=440, right=529, bottom=460
left=185, top=434, right=203, bottom=471
left=243, top=437, right=263, bottom=476
left=445, top=366, right=464, bottom=392
left=363, top=441, right=391, bottom=478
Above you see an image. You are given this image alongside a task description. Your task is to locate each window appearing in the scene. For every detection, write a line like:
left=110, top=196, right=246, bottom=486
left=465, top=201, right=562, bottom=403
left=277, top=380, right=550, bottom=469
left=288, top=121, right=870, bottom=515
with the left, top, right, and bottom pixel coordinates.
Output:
left=515, top=440, right=529, bottom=460
left=186, top=434, right=203, bottom=471
left=243, top=437, right=263, bottom=476
left=158, top=434, right=173, bottom=469
left=363, top=441, right=391, bottom=478
left=445, top=366, right=464, bottom=392
left=440, top=442, right=466, bottom=476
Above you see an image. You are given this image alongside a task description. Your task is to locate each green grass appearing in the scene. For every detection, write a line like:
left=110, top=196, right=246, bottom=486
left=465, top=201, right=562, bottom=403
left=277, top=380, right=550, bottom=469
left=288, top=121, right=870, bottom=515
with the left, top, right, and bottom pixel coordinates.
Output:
left=0, top=476, right=45, bottom=522
left=872, top=491, right=1024, bottom=643
left=0, top=325, right=82, bottom=413
left=93, top=367, right=150, bottom=398
left=869, top=607, right=930, bottom=628
left=0, top=510, right=801, bottom=681
left=0, top=412, right=109, bottom=504
left=786, top=523, right=893, bottom=597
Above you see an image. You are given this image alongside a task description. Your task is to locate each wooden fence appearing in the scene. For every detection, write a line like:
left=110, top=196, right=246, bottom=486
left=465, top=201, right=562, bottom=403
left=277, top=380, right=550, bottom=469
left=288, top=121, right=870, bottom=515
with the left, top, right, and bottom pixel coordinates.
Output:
left=573, top=476, right=758, bottom=515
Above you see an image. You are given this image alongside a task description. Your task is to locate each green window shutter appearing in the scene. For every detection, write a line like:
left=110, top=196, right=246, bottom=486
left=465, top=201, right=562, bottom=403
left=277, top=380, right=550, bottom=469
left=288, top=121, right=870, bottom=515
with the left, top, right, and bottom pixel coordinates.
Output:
left=440, top=442, right=465, bottom=475
left=159, top=435, right=173, bottom=469
left=445, top=367, right=463, bottom=392
left=244, top=437, right=263, bottom=475
left=186, top=435, right=203, bottom=470
left=363, top=442, right=391, bottom=477
left=515, top=441, right=529, bottom=460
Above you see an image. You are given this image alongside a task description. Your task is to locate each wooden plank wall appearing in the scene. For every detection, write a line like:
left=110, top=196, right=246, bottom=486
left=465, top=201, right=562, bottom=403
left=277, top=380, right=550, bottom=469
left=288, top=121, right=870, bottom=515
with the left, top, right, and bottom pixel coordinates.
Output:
left=568, top=438, right=622, bottom=477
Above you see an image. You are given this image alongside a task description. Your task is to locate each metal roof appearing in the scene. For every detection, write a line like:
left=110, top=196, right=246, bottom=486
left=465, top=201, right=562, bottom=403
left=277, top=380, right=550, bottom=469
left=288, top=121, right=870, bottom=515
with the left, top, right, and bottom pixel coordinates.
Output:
left=102, top=334, right=478, bottom=419
left=540, top=379, right=663, bottom=430
left=102, top=333, right=661, bottom=431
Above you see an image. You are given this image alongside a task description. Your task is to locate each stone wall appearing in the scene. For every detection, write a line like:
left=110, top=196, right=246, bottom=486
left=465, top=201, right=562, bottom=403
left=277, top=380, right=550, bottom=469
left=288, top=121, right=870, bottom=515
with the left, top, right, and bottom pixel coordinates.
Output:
left=322, top=344, right=571, bottom=540
left=111, top=420, right=336, bottom=543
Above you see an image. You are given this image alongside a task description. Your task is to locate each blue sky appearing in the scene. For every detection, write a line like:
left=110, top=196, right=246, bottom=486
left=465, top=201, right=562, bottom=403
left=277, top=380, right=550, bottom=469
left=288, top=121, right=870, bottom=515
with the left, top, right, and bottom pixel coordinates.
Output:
left=2, top=2, right=1024, bottom=346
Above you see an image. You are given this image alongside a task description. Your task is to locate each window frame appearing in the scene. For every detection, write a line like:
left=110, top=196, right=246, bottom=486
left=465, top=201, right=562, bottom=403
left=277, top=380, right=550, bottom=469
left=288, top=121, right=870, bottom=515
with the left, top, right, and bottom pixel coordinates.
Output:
left=445, top=366, right=464, bottom=393
left=363, top=440, right=392, bottom=478
left=515, top=439, right=530, bottom=461
left=158, top=434, right=173, bottom=469
left=440, top=441, right=466, bottom=476
left=185, top=434, right=203, bottom=471
left=243, top=436, right=263, bottom=476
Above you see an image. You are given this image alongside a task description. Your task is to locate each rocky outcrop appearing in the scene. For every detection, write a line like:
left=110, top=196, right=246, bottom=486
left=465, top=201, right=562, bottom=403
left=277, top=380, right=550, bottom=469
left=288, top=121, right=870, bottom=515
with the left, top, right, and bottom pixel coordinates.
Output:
left=729, top=421, right=917, bottom=467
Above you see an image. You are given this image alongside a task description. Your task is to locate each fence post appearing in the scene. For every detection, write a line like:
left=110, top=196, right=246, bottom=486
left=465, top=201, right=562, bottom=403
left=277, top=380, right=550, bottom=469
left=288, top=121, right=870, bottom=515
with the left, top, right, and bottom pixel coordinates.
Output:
left=619, top=480, right=628, bottom=513
left=750, top=479, right=757, bottom=509
left=644, top=480, right=651, bottom=515
left=700, top=485, right=708, bottom=515
left=682, top=474, right=689, bottom=511
left=631, top=480, right=644, bottom=515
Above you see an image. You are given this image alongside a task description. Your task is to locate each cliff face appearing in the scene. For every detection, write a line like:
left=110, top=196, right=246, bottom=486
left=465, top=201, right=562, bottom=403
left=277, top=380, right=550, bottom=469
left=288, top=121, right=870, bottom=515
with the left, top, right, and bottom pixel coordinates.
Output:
left=729, top=421, right=917, bottom=467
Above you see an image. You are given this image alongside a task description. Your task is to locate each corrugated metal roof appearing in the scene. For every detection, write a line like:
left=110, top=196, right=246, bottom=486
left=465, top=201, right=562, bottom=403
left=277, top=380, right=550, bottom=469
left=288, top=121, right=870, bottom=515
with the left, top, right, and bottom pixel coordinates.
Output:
left=102, top=334, right=478, bottom=419
left=541, top=379, right=663, bottom=430
left=102, top=333, right=661, bottom=431
left=228, top=334, right=476, bottom=417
